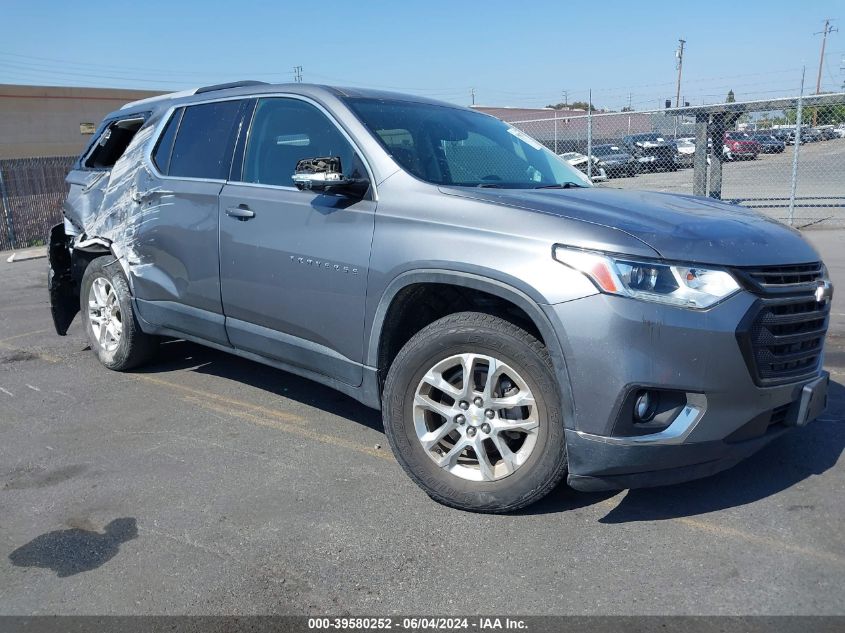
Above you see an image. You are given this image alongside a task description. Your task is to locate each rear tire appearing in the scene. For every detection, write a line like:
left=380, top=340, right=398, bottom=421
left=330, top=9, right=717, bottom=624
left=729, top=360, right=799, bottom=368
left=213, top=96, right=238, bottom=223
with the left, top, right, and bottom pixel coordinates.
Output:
left=80, top=256, right=158, bottom=371
left=382, top=312, right=567, bottom=513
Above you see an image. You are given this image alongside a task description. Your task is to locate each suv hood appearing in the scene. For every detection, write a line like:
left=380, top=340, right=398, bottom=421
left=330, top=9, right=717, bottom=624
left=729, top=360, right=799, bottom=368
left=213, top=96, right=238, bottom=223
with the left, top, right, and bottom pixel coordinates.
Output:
left=440, top=187, right=819, bottom=266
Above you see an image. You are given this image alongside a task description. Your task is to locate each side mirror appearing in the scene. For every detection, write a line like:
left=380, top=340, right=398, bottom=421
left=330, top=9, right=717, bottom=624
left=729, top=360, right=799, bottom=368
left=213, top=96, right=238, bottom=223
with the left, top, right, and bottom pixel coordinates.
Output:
left=292, top=156, right=368, bottom=198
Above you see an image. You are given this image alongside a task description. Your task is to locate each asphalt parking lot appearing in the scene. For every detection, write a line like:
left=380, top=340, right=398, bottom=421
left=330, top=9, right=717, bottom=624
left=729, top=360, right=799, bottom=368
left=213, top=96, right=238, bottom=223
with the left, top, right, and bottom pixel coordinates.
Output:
left=0, top=232, right=844, bottom=616
left=607, top=137, right=845, bottom=227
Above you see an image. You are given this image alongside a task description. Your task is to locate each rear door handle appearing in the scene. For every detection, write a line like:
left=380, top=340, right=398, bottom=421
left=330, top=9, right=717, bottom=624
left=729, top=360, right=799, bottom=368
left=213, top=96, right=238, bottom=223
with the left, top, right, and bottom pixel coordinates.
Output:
left=131, top=188, right=175, bottom=204
left=225, top=205, right=255, bottom=220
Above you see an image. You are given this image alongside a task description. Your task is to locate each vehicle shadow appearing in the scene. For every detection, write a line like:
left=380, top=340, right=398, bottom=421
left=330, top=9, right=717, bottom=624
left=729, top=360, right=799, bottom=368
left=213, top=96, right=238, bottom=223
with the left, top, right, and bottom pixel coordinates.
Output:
left=139, top=341, right=844, bottom=520
left=136, top=339, right=384, bottom=432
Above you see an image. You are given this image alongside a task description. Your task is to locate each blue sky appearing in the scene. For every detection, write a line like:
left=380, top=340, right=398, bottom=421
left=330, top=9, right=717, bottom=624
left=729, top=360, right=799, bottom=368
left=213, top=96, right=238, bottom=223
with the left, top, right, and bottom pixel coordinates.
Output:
left=2, top=0, right=843, bottom=110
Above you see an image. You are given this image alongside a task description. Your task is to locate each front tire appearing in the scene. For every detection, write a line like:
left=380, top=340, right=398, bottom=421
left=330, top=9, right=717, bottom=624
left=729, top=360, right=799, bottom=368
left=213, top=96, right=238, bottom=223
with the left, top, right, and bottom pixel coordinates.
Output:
left=80, top=256, right=158, bottom=371
left=382, top=312, right=567, bottom=513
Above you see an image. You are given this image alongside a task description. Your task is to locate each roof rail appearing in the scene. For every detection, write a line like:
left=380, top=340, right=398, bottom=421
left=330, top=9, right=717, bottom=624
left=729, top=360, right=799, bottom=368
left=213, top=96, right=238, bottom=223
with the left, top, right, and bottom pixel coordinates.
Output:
left=194, top=80, right=269, bottom=94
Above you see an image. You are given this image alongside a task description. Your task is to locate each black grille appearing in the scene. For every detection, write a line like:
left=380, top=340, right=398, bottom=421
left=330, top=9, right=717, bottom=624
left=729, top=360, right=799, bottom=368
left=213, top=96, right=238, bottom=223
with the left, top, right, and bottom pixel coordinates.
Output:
left=737, top=295, right=829, bottom=386
left=733, top=262, right=825, bottom=295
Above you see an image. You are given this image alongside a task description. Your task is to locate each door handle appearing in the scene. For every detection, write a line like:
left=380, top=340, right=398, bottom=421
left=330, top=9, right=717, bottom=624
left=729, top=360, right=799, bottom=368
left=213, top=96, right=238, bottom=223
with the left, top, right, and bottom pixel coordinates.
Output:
left=225, top=205, right=255, bottom=220
left=131, top=188, right=175, bottom=204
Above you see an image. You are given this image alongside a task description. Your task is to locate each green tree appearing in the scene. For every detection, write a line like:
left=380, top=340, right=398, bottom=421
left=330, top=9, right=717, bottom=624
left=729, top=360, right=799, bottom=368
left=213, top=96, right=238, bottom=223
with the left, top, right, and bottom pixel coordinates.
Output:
left=816, top=103, right=845, bottom=125
left=726, top=90, right=736, bottom=103
left=546, top=101, right=598, bottom=112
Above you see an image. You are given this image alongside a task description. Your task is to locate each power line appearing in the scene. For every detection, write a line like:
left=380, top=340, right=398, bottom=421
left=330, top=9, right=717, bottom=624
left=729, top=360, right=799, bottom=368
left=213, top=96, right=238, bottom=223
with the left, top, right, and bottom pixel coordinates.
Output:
left=0, top=50, right=295, bottom=78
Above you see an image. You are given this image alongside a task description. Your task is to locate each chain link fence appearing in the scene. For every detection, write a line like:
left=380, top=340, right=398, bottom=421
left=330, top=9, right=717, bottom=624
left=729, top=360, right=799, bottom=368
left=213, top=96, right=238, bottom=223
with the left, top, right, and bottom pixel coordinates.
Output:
left=1, top=93, right=844, bottom=252
left=0, top=156, right=75, bottom=251
left=508, top=93, right=845, bottom=228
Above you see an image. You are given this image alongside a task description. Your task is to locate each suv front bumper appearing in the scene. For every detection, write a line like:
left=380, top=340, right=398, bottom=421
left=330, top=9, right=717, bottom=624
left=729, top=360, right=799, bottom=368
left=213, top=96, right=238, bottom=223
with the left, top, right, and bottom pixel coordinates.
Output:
left=543, top=292, right=829, bottom=491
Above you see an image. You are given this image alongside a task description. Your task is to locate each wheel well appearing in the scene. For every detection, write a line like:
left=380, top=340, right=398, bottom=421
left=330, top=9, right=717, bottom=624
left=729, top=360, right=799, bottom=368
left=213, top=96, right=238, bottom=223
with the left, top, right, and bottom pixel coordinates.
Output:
left=376, top=283, right=545, bottom=386
left=71, top=248, right=108, bottom=284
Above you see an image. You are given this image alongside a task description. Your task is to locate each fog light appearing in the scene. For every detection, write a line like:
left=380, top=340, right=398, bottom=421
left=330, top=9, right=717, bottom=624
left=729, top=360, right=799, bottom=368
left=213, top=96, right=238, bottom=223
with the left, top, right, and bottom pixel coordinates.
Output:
left=634, top=390, right=659, bottom=422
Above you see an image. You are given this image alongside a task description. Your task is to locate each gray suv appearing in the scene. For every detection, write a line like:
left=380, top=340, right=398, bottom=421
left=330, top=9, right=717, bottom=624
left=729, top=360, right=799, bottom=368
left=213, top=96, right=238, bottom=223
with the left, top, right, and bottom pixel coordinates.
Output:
left=48, top=81, right=832, bottom=512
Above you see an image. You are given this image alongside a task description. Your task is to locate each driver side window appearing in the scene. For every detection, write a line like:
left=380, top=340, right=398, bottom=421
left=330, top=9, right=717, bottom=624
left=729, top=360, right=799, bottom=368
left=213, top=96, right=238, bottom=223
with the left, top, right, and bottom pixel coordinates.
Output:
left=242, top=98, right=358, bottom=187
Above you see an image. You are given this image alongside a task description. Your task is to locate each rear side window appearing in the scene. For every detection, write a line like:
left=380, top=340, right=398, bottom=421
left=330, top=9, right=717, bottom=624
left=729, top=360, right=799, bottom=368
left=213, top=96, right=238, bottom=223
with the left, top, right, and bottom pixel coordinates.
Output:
left=168, top=100, right=243, bottom=179
left=152, top=108, right=183, bottom=174
left=84, top=116, right=145, bottom=169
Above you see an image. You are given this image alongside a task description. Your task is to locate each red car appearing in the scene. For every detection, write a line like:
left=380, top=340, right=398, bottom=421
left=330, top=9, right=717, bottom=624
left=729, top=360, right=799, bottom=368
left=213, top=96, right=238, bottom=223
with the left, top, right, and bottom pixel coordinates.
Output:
left=723, top=132, right=760, bottom=160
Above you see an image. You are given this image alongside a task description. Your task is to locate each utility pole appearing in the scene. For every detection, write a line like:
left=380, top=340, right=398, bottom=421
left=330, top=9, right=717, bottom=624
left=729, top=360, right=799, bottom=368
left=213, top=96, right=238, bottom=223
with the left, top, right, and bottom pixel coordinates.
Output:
left=675, top=39, right=686, bottom=107
left=293, top=66, right=303, bottom=83
left=470, top=87, right=475, bottom=106
left=626, top=93, right=632, bottom=135
left=813, top=20, right=837, bottom=124
left=562, top=90, right=568, bottom=108
left=841, top=54, right=845, bottom=90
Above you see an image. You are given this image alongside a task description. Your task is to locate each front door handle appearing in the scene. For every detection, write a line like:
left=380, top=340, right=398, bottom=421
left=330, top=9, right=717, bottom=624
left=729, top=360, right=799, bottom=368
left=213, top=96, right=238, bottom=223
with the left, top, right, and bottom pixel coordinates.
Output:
left=226, top=205, right=255, bottom=220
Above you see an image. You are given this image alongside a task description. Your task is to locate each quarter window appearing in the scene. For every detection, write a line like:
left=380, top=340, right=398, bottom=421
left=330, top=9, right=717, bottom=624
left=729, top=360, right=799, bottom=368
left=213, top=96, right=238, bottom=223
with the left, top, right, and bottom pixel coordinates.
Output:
left=151, top=108, right=183, bottom=174
left=242, top=98, right=359, bottom=187
left=168, top=100, right=243, bottom=179
left=84, top=116, right=145, bottom=169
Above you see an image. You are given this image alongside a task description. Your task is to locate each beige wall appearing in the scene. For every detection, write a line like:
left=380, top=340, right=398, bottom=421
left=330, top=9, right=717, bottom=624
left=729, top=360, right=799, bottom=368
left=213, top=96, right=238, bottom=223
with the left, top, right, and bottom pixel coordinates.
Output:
left=0, top=84, right=164, bottom=159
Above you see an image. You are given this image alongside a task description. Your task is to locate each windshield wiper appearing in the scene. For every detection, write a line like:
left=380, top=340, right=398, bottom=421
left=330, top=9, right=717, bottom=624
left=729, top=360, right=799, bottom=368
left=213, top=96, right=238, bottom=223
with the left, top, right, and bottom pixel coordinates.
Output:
left=534, top=182, right=585, bottom=189
left=476, top=183, right=503, bottom=188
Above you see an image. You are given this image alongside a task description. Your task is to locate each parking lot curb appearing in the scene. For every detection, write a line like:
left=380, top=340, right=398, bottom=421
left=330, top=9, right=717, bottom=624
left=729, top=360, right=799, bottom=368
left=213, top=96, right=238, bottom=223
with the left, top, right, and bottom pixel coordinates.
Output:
left=3, top=247, right=47, bottom=263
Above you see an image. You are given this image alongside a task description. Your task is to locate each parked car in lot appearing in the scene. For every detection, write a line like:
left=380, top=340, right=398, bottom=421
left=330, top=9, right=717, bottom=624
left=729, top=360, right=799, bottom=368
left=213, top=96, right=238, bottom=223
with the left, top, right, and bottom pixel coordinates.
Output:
left=817, top=126, right=838, bottom=141
left=560, top=151, right=608, bottom=182
left=672, top=138, right=696, bottom=167
left=622, top=133, right=677, bottom=171
left=750, top=133, right=786, bottom=153
left=772, top=128, right=803, bottom=145
left=803, top=127, right=823, bottom=143
left=48, top=82, right=833, bottom=512
left=723, top=131, right=759, bottom=160
left=590, top=144, right=638, bottom=178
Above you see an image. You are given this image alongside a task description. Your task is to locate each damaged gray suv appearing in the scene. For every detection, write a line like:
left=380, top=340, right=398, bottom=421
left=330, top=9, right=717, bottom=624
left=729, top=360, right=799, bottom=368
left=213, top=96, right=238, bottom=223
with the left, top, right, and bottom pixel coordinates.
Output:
left=49, top=81, right=832, bottom=512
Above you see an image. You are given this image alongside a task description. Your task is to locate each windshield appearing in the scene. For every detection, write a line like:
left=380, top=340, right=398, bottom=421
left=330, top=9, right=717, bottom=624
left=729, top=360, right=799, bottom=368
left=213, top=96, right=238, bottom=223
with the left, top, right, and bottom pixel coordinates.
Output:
left=345, top=98, right=590, bottom=188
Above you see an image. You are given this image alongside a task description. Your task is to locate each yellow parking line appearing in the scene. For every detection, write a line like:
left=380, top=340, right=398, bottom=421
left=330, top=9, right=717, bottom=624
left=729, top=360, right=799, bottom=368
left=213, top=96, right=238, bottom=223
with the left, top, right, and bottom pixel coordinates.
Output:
left=136, top=374, right=310, bottom=426
left=676, top=515, right=844, bottom=565
left=593, top=497, right=844, bottom=567
left=0, top=328, right=52, bottom=344
left=135, top=373, right=391, bottom=462
left=0, top=329, right=61, bottom=363
left=181, top=394, right=391, bottom=461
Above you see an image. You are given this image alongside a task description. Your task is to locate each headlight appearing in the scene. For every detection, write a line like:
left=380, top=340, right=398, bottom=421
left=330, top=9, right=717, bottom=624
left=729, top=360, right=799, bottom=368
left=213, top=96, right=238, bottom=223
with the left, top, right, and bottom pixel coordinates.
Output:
left=553, top=246, right=740, bottom=309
